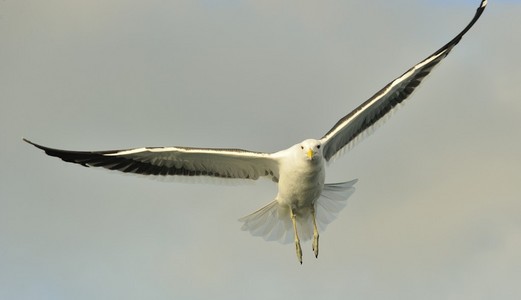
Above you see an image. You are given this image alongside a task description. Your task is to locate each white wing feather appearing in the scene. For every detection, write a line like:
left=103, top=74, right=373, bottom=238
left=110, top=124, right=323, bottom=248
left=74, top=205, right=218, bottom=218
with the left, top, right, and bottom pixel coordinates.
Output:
left=320, top=0, right=487, bottom=161
left=23, top=139, right=279, bottom=182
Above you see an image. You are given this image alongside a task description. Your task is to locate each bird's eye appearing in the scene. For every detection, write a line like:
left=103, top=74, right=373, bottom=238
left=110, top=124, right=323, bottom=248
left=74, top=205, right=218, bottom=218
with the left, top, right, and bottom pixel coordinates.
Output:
left=317, top=145, right=321, bottom=149
left=300, top=146, right=304, bottom=149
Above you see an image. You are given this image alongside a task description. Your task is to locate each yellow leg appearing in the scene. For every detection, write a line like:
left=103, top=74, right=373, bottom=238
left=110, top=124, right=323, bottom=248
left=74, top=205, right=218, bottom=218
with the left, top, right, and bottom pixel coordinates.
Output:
left=311, top=205, right=319, bottom=258
left=290, top=207, right=303, bottom=264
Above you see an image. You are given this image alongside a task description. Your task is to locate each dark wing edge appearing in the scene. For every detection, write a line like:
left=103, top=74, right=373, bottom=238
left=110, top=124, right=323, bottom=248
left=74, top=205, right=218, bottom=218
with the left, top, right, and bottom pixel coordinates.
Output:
left=320, top=0, right=487, bottom=161
left=23, top=138, right=279, bottom=181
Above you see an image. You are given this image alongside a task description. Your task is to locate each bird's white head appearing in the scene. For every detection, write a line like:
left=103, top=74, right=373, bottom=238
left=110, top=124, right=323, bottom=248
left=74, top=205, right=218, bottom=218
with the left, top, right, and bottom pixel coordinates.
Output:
left=298, top=139, right=323, bottom=162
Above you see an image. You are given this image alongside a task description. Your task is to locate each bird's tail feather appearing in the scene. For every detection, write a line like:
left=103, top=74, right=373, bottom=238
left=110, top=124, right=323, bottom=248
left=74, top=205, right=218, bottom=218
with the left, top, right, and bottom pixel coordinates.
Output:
left=239, top=200, right=294, bottom=244
left=316, top=179, right=358, bottom=231
left=239, top=179, right=358, bottom=244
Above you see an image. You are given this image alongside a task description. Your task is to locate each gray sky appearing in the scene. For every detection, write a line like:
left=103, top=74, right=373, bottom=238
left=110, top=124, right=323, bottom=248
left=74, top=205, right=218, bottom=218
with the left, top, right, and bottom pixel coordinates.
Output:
left=2, top=0, right=520, bottom=299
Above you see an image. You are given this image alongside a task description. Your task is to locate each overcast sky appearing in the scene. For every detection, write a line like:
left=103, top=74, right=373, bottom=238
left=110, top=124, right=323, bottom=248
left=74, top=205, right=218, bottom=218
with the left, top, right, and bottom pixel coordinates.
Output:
left=2, top=1, right=520, bottom=299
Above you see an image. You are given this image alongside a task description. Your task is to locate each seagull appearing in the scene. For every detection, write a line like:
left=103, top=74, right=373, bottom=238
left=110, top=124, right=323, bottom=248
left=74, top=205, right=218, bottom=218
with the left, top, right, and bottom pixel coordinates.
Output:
left=24, top=0, right=487, bottom=264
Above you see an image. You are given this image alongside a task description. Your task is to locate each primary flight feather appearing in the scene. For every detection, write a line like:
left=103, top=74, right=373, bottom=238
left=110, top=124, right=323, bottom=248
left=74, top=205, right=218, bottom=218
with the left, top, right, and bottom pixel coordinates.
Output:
left=24, top=0, right=487, bottom=264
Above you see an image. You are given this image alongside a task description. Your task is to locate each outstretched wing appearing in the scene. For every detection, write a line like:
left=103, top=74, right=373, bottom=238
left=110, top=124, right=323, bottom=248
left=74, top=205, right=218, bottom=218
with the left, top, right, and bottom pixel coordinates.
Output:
left=23, top=139, right=279, bottom=182
left=320, top=0, right=487, bottom=161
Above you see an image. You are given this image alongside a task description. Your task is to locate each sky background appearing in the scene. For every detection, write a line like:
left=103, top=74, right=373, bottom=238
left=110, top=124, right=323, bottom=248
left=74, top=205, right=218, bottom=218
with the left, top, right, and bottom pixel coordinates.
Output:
left=2, top=0, right=520, bottom=299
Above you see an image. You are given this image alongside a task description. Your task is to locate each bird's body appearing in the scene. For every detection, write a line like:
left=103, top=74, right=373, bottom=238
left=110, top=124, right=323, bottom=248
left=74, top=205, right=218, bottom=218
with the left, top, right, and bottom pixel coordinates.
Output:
left=272, top=140, right=326, bottom=261
left=275, top=140, right=325, bottom=210
left=24, top=1, right=487, bottom=264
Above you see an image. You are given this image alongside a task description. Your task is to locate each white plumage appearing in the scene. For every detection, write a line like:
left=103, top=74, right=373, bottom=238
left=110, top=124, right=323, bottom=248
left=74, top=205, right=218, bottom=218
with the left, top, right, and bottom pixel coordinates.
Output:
left=240, top=179, right=358, bottom=244
left=24, top=0, right=487, bottom=264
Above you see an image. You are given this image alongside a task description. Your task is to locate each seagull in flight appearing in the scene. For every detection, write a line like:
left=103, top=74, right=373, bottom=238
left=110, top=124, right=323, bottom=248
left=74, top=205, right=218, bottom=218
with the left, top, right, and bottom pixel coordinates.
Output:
left=24, top=1, right=487, bottom=264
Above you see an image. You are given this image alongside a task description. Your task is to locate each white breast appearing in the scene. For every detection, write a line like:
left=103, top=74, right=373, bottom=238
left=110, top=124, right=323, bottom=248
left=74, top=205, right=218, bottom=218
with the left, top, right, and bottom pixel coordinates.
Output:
left=275, top=153, right=325, bottom=212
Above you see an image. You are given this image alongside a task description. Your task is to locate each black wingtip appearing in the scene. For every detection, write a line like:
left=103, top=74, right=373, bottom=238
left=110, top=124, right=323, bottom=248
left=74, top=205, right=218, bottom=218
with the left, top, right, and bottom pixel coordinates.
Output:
left=431, top=0, right=487, bottom=57
left=23, top=138, right=57, bottom=157
left=22, top=138, right=45, bottom=150
left=23, top=138, right=94, bottom=167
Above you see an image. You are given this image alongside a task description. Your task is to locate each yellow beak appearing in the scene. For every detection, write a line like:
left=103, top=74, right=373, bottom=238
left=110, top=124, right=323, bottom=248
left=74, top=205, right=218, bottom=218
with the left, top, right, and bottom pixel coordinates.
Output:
left=307, top=149, right=314, bottom=159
